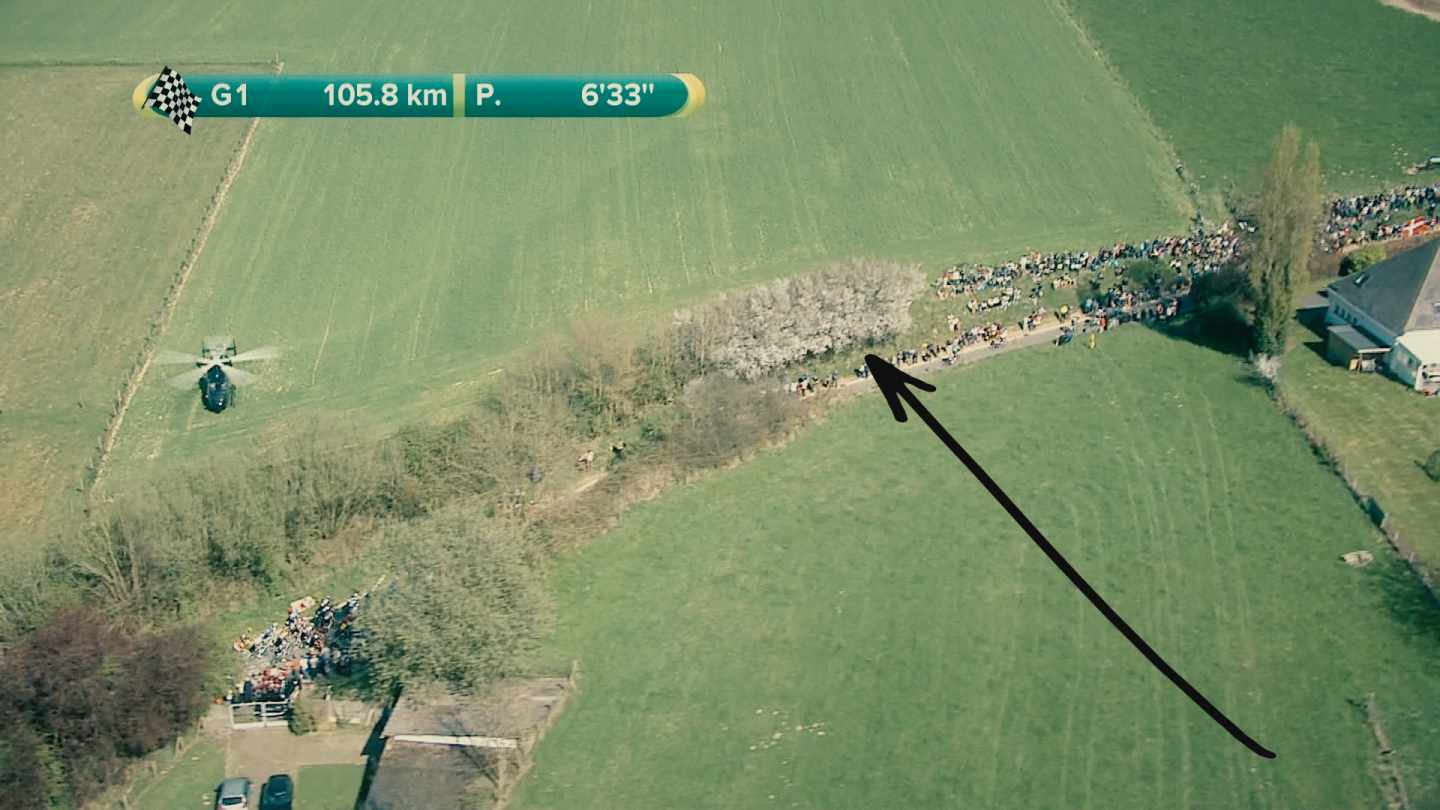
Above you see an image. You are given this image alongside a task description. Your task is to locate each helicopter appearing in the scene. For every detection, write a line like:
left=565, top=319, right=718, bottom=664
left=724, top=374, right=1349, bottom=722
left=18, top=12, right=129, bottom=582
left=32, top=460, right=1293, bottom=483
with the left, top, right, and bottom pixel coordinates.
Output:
left=155, top=336, right=278, bottom=413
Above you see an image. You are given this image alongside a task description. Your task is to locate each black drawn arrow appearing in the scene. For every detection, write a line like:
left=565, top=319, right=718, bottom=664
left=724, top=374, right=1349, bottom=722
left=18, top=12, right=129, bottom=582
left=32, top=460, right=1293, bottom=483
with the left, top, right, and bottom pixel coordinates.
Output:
left=863, top=354, right=1275, bottom=759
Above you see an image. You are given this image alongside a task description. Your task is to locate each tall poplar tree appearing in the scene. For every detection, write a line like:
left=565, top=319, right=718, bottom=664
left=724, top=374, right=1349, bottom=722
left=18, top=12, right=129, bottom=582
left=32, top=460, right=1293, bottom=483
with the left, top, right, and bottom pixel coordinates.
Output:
left=1250, top=125, right=1322, bottom=356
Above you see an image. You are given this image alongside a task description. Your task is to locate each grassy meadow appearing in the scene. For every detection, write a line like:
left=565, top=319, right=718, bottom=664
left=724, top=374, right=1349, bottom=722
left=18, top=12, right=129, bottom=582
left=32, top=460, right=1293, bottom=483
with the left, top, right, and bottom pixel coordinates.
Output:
left=0, top=66, right=253, bottom=546
left=1068, top=0, right=1440, bottom=194
left=513, top=328, right=1440, bottom=810
left=0, top=0, right=1196, bottom=483
left=295, top=764, right=366, bottom=810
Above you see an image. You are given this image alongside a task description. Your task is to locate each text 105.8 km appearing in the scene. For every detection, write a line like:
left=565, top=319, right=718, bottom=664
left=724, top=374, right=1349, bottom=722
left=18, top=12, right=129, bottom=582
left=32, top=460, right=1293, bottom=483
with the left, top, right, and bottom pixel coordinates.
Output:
left=322, top=82, right=448, bottom=107
left=580, top=81, right=656, bottom=107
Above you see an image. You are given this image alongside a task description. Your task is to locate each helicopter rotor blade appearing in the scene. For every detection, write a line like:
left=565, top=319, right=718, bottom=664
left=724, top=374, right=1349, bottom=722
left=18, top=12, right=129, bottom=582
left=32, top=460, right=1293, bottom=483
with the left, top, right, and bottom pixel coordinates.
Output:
left=165, top=367, right=209, bottom=389
left=224, top=366, right=259, bottom=386
left=229, top=346, right=279, bottom=364
left=155, top=350, right=206, bottom=366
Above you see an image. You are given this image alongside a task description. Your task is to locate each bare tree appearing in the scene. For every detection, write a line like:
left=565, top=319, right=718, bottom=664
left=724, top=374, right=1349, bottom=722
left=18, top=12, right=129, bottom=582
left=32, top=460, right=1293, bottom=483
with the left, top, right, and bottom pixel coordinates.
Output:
left=674, top=259, right=924, bottom=379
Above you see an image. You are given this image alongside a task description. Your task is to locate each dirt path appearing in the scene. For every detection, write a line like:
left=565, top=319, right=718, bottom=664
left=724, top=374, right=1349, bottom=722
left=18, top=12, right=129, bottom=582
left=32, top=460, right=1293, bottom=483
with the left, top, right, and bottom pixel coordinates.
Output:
left=225, top=727, right=368, bottom=782
left=90, top=64, right=280, bottom=492
left=573, top=473, right=605, bottom=494
left=1380, top=0, right=1440, bottom=22
left=844, top=316, right=1073, bottom=387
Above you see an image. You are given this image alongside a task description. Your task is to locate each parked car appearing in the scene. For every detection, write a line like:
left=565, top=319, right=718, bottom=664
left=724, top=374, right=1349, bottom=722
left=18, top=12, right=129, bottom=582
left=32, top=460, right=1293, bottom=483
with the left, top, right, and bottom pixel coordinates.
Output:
left=217, top=777, right=252, bottom=809
left=260, top=774, right=294, bottom=810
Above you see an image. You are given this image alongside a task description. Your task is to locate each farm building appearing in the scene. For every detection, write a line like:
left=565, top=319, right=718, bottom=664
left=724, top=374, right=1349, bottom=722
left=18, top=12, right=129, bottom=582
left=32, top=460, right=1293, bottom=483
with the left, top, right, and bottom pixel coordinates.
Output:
left=1325, top=239, right=1440, bottom=393
left=1325, top=324, right=1389, bottom=371
left=361, top=676, right=572, bottom=809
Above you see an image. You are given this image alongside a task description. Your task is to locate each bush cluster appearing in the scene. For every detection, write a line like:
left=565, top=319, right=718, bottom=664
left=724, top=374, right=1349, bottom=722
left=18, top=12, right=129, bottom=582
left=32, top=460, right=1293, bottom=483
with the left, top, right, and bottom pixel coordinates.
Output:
left=42, top=430, right=417, bottom=625
left=0, top=610, right=212, bottom=810
left=356, top=510, right=553, bottom=696
left=1340, top=243, right=1387, bottom=275
left=673, top=259, right=924, bottom=380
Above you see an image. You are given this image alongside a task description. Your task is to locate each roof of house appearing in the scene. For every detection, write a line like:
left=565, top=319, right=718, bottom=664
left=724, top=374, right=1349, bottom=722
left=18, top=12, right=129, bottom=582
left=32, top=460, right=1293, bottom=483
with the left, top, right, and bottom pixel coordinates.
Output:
left=362, top=741, right=492, bottom=810
left=1396, top=329, right=1440, bottom=361
left=1327, top=324, right=1386, bottom=353
left=1327, top=240, right=1440, bottom=336
left=381, top=678, right=570, bottom=740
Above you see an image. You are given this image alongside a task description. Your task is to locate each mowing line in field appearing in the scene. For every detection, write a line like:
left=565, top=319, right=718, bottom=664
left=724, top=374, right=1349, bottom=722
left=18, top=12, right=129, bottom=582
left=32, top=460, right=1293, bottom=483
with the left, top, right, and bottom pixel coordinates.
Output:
left=863, top=354, right=1277, bottom=759
left=311, top=281, right=340, bottom=385
left=91, top=62, right=282, bottom=491
left=1203, top=411, right=1249, bottom=810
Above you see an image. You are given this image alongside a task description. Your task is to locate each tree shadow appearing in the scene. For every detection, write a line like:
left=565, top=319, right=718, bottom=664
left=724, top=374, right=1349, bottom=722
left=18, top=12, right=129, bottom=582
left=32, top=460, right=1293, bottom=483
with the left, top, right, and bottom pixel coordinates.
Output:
left=1369, top=555, right=1440, bottom=655
left=353, top=685, right=402, bottom=810
left=1155, top=301, right=1253, bottom=357
left=1296, top=302, right=1330, bottom=338
left=1301, top=339, right=1329, bottom=362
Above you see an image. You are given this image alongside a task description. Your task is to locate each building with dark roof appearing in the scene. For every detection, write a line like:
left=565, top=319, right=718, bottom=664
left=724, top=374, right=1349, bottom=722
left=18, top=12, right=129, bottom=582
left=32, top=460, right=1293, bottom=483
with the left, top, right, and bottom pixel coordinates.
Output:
left=361, top=676, right=572, bottom=810
left=1325, top=240, right=1440, bottom=393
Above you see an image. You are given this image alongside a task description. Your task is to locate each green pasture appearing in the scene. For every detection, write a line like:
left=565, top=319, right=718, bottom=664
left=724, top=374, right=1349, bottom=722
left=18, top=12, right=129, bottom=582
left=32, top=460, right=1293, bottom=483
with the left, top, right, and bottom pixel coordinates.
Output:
left=295, top=764, right=366, bottom=810
left=0, top=66, right=252, bottom=546
left=1068, top=0, right=1440, bottom=195
left=513, top=328, right=1440, bottom=809
left=0, top=0, right=1196, bottom=481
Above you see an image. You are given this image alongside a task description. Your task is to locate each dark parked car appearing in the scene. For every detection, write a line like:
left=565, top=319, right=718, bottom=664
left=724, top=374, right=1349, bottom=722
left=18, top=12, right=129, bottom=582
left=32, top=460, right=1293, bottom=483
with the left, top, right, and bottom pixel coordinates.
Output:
left=259, top=774, right=294, bottom=810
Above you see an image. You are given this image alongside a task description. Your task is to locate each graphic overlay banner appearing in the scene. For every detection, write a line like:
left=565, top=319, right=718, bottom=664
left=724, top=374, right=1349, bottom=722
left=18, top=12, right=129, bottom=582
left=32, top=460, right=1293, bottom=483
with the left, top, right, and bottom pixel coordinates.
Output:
left=133, top=73, right=706, bottom=120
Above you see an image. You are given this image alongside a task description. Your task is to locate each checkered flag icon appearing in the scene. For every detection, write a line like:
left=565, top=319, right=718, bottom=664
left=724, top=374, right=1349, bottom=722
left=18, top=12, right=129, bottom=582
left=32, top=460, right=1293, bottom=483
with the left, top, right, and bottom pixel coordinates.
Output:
left=145, top=66, right=201, bottom=134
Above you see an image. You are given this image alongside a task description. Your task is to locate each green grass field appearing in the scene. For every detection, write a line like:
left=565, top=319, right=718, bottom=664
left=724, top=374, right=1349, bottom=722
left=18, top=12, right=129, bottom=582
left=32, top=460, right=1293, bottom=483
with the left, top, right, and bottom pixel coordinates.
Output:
left=512, top=328, right=1440, bottom=810
left=0, top=66, right=252, bottom=546
left=296, top=763, right=366, bottom=810
left=1068, top=0, right=1440, bottom=194
left=0, top=0, right=1196, bottom=484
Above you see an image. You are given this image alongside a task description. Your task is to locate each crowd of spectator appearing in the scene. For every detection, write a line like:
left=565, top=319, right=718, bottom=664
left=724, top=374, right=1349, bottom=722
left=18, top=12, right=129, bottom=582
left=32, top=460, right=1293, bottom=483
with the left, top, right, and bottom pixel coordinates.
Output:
left=224, top=590, right=367, bottom=703
left=786, top=370, right=840, bottom=397
left=1323, top=182, right=1439, bottom=251
left=933, top=225, right=1243, bottom=307
left=805, top=227, right=1230, bottom=389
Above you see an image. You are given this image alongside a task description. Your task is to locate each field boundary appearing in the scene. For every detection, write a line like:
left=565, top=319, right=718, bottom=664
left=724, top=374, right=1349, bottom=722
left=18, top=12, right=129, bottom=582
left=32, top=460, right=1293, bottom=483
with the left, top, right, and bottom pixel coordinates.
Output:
left=1271, top=384, right=1436, bottom=595
left=1053, top=0, right=1205, bottom=221
left=88, top=59, right=283, bottom=493
left=490, top=660, right=580, bottom=810
left=1360, top=692, right=1413, bottom=810
left=90, top=721, right=218, bottom=810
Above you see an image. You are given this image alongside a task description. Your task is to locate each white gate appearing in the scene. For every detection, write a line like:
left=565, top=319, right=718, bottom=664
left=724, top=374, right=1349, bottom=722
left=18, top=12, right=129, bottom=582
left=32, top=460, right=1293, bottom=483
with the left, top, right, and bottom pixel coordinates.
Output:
left=229, top=698, right=291, bottom=730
